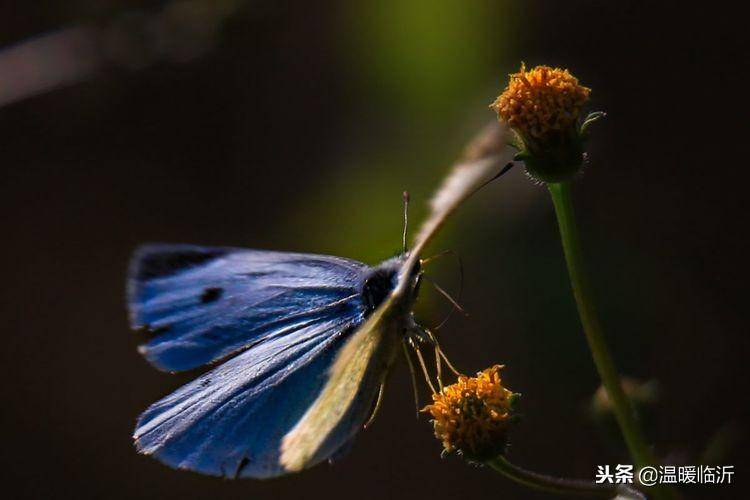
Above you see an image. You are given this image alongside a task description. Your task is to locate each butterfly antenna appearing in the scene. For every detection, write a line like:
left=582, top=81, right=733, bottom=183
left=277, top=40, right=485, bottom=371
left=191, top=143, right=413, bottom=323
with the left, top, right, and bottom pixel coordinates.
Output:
left=402, top=340, right=421, bottom=417
left=402, top=191, right=410, bottom=254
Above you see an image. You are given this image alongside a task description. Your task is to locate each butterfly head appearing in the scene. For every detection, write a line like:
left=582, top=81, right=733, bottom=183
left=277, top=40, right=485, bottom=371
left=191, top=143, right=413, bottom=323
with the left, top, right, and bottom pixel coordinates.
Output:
left=361, top=254, right=422, bottom=315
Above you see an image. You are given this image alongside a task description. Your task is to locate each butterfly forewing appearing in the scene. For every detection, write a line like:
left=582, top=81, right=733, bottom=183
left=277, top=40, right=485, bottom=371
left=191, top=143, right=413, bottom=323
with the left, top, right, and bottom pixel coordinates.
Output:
left=128, top=244, right=368, bottom=372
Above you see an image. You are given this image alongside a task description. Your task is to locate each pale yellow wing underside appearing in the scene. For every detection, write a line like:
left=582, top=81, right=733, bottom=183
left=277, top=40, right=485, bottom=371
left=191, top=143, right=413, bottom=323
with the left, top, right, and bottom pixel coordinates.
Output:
left=279, top=121, right=512, bottom=472
left=279, top=290, right=402, bottom=471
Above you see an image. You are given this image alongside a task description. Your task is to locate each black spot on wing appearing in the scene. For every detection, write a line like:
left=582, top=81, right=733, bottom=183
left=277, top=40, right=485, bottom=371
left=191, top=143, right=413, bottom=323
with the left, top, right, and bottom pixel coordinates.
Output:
left=134, top=247, right=226, bottom=280
left=234, top=456, right=250, bottom=479
left=136, top=324, right=172, bottom=340
left=200, top=287, right=223, bottom=304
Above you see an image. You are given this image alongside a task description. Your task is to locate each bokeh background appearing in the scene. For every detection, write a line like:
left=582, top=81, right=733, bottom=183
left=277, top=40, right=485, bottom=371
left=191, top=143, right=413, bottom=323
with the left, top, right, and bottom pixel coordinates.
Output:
left=2, top=1, right=746, bottom=499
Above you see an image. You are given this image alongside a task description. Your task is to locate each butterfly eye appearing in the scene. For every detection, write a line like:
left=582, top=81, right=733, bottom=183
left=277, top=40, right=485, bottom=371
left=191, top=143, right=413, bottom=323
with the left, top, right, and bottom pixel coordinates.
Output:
left=361, top=268, right=398, bottom=313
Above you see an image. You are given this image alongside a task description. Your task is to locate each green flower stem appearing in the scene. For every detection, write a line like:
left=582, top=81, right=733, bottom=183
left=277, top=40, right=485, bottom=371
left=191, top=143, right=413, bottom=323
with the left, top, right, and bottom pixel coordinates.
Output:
left=486, top=455, right=643, bottom=499
left=547, top=181, right=676, bottom=500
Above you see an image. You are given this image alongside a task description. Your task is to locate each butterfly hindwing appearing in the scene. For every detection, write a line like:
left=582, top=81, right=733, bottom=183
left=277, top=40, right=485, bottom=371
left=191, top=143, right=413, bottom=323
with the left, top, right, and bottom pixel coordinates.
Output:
left=127, top=244, right=369, bottom=372
left=134, top=312, right=378, bottom=478
left=280, top=289, right=404, bottom=471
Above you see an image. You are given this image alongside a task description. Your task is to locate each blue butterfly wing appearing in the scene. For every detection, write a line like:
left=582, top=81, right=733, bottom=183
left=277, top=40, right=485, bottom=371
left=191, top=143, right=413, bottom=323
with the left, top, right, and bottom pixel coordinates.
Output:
left=127, top=244, right=368, bottom=372
left=129, top=244, right=389, bottom=477
left=134, top=312, right=382, bottom=478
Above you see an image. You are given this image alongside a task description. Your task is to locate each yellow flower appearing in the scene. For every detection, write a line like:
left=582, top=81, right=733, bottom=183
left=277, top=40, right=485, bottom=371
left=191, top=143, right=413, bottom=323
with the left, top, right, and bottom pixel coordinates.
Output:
left=490, top=63, right=603, bottom=183
left=491, top=64, right=590, bottom=140
left=423, top=365, right=519, bottom=460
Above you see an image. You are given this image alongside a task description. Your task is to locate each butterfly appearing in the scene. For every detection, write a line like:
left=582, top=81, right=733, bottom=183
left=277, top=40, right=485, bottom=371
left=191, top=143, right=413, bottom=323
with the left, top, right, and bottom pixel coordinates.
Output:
left=127, top=124, right=512, bottom=479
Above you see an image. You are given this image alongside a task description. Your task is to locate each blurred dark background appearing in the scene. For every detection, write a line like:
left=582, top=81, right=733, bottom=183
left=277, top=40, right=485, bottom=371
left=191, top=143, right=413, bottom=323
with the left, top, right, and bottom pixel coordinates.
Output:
left=1, top=1, right=747, bottom=499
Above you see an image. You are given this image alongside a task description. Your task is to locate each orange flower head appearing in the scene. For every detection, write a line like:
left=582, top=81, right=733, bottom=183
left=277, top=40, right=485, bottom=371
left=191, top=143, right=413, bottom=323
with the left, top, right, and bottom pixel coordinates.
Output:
left=423, top=365, right=519, bottom=460
left=491, top=64, right=590, bottom=140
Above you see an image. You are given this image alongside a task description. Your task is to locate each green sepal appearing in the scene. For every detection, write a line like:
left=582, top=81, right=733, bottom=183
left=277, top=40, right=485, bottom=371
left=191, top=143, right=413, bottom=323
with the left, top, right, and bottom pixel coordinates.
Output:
left=508, top=392, right=522, bottom=411
left=580, top=111, right=606, bottom=136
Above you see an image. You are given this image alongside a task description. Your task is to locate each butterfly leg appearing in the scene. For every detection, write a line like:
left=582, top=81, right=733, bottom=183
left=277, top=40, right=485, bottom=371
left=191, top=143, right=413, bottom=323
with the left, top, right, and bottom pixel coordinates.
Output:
left=406, top=322, right=462, bottom=390
left=403, top=323, right=438, bottom=394
left=405, top=320, right=434, bottom=345
left=363, top=381, right=386, bottom=429
left=402, top=340, right=422, bottom=417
